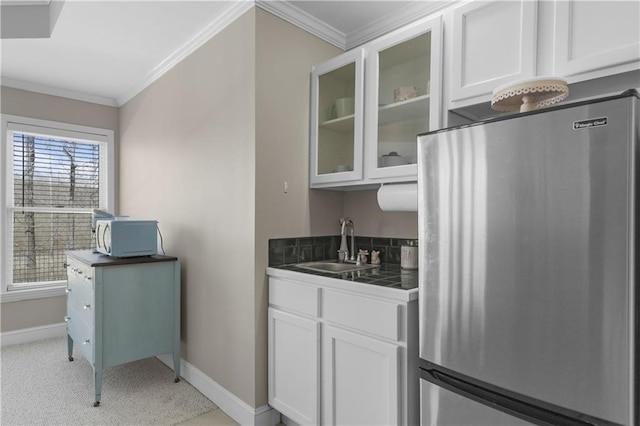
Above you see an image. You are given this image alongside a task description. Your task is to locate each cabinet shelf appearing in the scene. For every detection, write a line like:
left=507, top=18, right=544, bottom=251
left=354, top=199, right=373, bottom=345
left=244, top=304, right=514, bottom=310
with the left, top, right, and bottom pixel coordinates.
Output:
left=320, top=114, right=355, bottom=133
left=378, top=94, right=430, bottom=126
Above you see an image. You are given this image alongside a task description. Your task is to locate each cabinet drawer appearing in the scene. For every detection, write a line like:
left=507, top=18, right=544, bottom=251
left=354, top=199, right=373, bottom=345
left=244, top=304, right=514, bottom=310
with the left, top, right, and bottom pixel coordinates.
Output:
left=67, top=296, right=93, bottom=329
left=66, top=257, right=93, bottom=279
left=269, top=278, right=320, bottom=318
left=66, top=260, right=94, bottom=303
left=66, top=305, right=94, bottom=363
left=67, top=276, right=94, bottom=308
left=67, top=275, right=94, bottom=326
left=323, top=290, right=400, bottom=341
left=66, top=261, right=94, bottom=326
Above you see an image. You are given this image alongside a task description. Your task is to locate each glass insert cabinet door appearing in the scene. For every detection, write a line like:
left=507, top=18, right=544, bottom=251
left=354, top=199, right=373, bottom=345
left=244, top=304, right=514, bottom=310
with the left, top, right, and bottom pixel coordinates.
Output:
left=310, top=49, right=365, bottom=186
left=365, top=16, right=442, bottom=180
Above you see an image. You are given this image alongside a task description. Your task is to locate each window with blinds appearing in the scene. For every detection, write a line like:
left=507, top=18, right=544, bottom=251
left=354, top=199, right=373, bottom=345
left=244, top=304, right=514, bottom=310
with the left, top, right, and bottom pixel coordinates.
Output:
left=12, top=133, right=100, bottom=284
left=2, top=117, right=112, bottom=294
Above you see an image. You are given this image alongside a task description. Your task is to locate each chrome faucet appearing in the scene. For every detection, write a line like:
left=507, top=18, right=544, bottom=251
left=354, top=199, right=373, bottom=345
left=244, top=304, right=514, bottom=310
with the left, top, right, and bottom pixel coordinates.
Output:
left=338, top=217, right=356, bottom=263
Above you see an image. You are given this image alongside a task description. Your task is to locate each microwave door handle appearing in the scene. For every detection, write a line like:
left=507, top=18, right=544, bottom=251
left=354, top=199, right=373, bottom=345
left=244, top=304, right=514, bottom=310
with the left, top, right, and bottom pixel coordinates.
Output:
left=102, top=224, right=109, bottom=251
left=98, top=224, right=106, bottom=249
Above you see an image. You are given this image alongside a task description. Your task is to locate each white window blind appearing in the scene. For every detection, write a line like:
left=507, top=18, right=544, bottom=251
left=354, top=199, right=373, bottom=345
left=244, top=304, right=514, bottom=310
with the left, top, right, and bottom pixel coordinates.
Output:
left=2, top=116, right=113, bottom=297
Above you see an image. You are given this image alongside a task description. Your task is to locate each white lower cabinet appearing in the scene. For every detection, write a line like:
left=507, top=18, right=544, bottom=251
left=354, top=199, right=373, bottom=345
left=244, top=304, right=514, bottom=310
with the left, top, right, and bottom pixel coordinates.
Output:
left=268, top=308, right=320, bottom=425
left=267, top=273, right=418, bottom=426
left=322, top=325, right=400, bottom=426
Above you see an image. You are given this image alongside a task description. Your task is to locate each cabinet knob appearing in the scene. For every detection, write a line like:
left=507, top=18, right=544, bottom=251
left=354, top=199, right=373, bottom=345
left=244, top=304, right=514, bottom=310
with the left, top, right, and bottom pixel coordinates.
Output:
left=82, top=339, right=90, bottom=345
left=82, top=304, right=91, bottom=310
left=84, top=276, right=92, bottom=282
left=65, top=288, right=71, bottom=294
left=64, top=316, right=71, bottom=322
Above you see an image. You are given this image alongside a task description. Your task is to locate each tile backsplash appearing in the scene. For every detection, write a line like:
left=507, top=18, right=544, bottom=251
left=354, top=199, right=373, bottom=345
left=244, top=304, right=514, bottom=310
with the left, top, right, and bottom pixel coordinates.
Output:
left=268, top=236, right=418, bottom=266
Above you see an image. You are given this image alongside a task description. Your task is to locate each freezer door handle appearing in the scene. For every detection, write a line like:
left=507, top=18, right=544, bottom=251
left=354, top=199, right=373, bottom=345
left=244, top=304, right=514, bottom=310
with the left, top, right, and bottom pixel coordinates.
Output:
left=420, top=366, right=621, bottom=426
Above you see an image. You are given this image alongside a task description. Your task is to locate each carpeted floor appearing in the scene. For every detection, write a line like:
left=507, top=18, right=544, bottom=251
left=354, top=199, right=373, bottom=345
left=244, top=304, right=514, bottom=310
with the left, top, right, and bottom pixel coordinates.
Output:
left=1, top=337, right=216, bottom=425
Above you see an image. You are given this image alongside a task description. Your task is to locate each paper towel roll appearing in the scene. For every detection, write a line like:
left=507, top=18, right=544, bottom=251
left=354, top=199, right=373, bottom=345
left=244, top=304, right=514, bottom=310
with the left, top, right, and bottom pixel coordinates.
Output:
left=377, top=183, right=418, bottom=212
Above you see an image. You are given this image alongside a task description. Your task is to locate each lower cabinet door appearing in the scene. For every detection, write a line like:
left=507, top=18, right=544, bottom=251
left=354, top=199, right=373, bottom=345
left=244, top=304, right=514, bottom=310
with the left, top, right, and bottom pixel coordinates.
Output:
left=66, top=303, right=94, bottom=364
left=268, top=308, right=320, bottom=425
left=322, top=325, right=400, bottom=425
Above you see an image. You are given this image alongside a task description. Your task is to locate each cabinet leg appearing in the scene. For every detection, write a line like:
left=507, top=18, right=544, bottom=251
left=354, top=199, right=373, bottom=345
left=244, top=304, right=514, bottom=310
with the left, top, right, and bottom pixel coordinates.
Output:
left=94, top=368, right=102, bottom=407
left=172, top=348, right=181, bottom=383
left=67, top=335, right=74, bottom=361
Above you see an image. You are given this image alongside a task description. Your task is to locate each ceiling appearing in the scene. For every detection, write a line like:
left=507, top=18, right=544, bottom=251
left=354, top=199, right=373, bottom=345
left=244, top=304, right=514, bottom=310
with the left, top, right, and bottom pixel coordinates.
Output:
left=0, top=0, right=450, bottom=107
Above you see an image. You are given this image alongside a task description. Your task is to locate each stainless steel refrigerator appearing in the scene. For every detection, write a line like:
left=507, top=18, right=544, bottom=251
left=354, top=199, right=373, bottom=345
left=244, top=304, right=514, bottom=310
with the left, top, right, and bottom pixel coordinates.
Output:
left=417, top=90, right=638, bottom=426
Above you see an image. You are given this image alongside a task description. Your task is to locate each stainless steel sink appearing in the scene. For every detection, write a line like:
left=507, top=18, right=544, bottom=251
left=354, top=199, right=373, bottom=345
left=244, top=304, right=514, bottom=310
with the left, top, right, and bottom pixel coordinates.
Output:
left=296, top=261, right=377, bottom=274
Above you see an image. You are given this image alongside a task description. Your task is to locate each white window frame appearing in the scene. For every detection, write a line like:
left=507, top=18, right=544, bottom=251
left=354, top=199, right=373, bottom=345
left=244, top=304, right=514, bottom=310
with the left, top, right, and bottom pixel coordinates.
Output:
left=1, top=115, right=114, bottom=303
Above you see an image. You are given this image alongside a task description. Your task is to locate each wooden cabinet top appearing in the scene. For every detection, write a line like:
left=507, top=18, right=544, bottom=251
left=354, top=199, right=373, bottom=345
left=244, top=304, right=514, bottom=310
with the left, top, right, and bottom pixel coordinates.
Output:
left=66, top=250, right=178, bottom=267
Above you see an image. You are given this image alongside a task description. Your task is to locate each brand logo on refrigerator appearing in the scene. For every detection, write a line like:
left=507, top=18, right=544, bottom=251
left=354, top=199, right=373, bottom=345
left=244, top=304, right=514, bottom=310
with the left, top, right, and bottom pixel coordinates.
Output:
left=573, top=117, right=608, bottom=130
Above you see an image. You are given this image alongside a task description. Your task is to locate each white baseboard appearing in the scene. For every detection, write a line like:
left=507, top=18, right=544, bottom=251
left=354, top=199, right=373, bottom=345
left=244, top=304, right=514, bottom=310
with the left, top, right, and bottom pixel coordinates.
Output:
left=157, top=353, right=281, bottom=426
left=0, top=322, right=66, bottom=346
left=281, top=414, right=300, bottom=426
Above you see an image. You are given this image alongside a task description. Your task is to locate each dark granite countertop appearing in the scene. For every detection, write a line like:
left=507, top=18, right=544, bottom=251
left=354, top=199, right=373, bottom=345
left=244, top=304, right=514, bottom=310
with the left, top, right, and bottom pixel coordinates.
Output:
left=269, top=263, right=418, bottom=290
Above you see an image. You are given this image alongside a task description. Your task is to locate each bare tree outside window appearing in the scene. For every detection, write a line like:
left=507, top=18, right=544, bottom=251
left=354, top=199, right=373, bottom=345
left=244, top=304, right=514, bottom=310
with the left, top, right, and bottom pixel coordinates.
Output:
left=24, top=136, right=36, bottom=282
left=63, top=144, right=77, bottom=248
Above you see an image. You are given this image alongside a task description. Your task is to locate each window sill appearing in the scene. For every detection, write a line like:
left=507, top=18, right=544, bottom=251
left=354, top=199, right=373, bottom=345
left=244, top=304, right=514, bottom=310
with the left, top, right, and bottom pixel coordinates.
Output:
left=1, top=285, right=66, bottom=303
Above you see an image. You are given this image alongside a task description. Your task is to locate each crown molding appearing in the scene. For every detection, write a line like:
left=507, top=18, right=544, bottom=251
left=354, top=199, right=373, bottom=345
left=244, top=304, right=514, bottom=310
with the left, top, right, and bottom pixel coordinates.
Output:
left=255, top=1, right=456, bottom=52
left=256, top=0, right=346, bottom=50
left=345, top=1, right=454, bottom=50
left=3, top=1, right=456, bottom=108
left=116, top=0, right=254, bottom=106
left=1, top=77, right=118, bottom=107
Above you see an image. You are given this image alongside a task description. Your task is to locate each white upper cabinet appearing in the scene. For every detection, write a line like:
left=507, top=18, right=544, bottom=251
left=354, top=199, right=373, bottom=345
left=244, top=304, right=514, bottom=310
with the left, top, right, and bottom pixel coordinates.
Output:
left=554, top=0, right=640, bottom=81
left=449, top=0, right=537, bottom=105
left=447, top=0, right=640, bottom=111
left=310, top=15, right=442, bottom=188
left=310, top=50, right=365, bottom=186
left=365, top=16, right=443, bottom=181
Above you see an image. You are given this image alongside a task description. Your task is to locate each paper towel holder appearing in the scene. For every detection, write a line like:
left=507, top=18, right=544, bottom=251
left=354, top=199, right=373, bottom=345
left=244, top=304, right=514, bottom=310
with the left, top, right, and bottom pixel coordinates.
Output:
left=377, top=183, right=418, bottom=212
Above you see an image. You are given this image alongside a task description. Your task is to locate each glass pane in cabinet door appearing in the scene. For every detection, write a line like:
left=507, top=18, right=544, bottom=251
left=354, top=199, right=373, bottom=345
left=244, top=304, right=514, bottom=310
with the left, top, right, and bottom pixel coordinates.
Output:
left=377, top=32, right=431, bottom=169
left=317, top=62, right=356, bottom=175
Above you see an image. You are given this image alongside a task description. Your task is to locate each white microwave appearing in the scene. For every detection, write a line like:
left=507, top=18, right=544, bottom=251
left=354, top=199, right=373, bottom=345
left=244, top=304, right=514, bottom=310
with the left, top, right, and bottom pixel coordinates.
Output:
left=95, top=219, right=157, bottom=257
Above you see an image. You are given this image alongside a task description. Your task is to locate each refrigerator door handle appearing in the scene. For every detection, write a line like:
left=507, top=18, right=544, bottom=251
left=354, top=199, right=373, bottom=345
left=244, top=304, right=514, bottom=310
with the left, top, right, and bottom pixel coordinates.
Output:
left=420, top=367, right=621, bottom=426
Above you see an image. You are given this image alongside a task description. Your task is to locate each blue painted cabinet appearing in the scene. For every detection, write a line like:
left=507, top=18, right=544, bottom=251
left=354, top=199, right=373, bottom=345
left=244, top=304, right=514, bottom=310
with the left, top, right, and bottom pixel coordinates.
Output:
left=65, top=250, right=181, bottom=406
